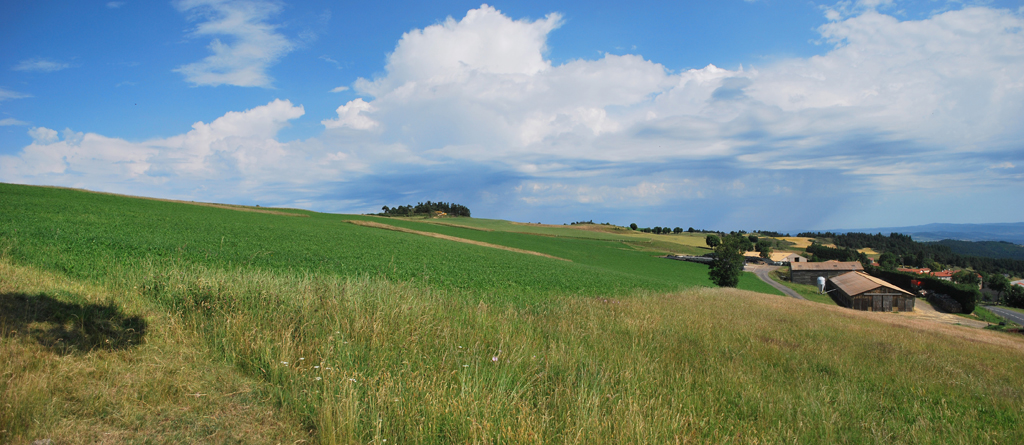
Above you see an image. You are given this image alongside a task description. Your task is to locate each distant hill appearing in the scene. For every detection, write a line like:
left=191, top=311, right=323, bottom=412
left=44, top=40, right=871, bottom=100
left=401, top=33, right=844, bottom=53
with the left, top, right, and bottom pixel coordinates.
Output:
left=927, top=240, right=1024, bottom=261
left=826, top=222, right=1024, bottom=244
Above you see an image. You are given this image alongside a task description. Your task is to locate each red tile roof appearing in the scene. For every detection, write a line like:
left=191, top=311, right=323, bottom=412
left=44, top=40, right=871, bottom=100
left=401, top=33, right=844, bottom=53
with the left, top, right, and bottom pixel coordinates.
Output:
left=898, top=268, right=930, bottom=274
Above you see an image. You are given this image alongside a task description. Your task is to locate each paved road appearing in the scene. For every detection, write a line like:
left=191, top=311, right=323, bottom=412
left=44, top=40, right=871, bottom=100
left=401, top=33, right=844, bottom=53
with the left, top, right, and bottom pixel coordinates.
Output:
left=983, top=305, right=1024, bottom=326
left=746, top=264, right=805, bottom=300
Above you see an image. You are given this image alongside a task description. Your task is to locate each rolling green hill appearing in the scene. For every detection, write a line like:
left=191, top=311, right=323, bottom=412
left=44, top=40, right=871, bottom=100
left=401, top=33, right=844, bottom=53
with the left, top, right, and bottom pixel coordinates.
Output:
left=3, top=183, right=1024, bottom=444
left=0, top=183, right=779, bottom=301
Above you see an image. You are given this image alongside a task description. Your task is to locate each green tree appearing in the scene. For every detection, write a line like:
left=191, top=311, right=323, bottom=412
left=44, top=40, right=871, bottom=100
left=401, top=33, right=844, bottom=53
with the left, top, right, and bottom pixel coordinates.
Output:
left=706, top=234, right=720, bottom=249
left=748, top=235, right=759, bottom=244
left=988, top=273, right=1010, bottom=299
left=1006, top=283, right=1024, bottom=308
left=688, top=227, right=695, bottom=233
left=673, top=227, right=683, bottom=234
left=858, top=252, right=872, bottom=269
left=709, top=235, right=746, bottom=287
left=630, top=223, right=638, bottom=230
left=653, top=227, right=662, bottom=234
left=879, top=252, right=899, bottom=270
left=757, top=240, right=773, bottom=259
left=738, top=236, right=754, bottom=252
left=952, top=270, right=980, bottom=286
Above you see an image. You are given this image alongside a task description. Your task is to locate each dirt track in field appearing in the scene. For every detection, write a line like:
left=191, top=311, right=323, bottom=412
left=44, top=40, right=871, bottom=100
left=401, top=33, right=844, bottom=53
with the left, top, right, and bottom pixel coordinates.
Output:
left=347, top=220, right=570, bottom=261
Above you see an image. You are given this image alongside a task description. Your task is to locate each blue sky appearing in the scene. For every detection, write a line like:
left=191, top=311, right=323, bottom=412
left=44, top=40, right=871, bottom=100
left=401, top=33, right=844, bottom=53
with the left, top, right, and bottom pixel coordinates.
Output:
left=1, top=0, right=1022, bottom=232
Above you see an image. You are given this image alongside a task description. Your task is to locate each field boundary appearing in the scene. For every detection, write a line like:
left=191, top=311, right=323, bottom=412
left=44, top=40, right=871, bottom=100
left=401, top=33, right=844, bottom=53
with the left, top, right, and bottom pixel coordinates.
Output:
left=346, top=220, right=571, bottom=261
left=36, top=185, right=308, bottom=217
left=419, top=220, right=495, bottom=232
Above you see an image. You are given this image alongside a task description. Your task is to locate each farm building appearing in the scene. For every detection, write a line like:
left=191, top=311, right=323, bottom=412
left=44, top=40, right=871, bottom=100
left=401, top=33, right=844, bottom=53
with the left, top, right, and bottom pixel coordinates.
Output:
left=771, top=252, right=807, bottom=263
left=898, top=268, right=931, bottom=274
left=826, top=271, right=915, bottom=312
left=790, top=261, right=864, bottom=285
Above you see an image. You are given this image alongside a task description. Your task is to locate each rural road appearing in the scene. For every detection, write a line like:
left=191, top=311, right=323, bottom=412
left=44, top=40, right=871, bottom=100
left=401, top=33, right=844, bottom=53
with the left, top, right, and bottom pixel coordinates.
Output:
left=984, top=306, right=1024, bottom=326
left=746, top=265, right=805, bottom=300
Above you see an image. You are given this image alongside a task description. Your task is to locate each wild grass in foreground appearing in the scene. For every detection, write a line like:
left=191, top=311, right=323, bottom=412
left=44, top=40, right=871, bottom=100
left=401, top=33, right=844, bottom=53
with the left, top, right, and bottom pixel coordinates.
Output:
left=0, top=260, right=309, bottom=444
left=52, top=258, right=1022, bottom=443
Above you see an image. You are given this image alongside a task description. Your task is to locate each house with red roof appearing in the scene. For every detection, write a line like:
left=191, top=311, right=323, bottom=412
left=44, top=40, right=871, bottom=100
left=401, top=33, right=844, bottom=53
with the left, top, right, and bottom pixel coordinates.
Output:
left=898, top=268, right=931, bottom=274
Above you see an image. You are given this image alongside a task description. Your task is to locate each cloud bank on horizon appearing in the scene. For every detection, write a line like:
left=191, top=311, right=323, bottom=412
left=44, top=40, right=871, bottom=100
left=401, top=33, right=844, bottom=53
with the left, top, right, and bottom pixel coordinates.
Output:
left=1, top=1, right=1022, bottom=230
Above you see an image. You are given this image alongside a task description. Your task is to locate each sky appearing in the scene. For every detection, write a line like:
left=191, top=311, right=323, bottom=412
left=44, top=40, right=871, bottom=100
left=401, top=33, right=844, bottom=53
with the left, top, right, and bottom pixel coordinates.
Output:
left=1, top=0, right=1022, bottom=232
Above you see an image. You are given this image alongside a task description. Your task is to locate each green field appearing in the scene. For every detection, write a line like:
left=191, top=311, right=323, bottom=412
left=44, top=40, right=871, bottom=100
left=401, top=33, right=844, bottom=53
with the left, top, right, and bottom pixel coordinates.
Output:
left=0, top=184, right=779, bottom=302
left=3, top=183, right=1024, bottom=444
left=415, top=216, right=721, bottom=255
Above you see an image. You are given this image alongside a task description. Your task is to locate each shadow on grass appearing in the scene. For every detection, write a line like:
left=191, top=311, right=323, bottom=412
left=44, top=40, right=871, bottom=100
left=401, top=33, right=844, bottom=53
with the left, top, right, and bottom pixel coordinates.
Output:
left=0, top=292, right=147, bottom=354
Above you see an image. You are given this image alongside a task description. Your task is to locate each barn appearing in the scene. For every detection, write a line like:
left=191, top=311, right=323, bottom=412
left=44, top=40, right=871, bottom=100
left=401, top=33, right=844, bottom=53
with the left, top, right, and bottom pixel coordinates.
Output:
left=826, top=271, right=915, bottom=312
left=771, top=252, right=807, bottom=264
left=790, top=261, right=864, bottom=285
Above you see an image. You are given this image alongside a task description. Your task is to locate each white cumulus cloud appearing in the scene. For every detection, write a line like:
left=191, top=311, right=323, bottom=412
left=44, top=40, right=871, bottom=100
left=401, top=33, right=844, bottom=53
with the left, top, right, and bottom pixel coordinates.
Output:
left=322, top=98, right=379, bottom=130
left=0, top=100, right=370, bottom=203
left=342, top=5, right=1023, bottom=177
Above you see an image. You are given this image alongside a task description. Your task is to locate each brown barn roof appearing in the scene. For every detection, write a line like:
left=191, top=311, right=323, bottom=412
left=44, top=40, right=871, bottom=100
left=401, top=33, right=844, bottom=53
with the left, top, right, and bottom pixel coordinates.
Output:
left=830, top=272, right=913, bottom=297
left=770, top=252, right=806, bottom=262
left=790, top=261, right=863, bottom=271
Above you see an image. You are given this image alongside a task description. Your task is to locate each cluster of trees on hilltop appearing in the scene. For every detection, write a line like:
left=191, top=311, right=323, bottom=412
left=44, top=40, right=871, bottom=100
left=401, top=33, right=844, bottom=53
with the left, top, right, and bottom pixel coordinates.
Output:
left=633, top=226, right=686, bottom=234
left=798, top=231, right=1024, bottom=276
left=380, top=201, right=470, bottom=217
left=629, top=224, right=727, bottom=234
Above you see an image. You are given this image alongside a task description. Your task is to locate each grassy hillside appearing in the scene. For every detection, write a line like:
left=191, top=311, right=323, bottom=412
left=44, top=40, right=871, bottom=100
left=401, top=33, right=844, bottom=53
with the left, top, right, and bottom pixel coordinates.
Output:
left=417, top=217, right=723, bottom=255
left=0, top=184, right=779, bottom=301
left=3, top=183, right=1024, bottom=443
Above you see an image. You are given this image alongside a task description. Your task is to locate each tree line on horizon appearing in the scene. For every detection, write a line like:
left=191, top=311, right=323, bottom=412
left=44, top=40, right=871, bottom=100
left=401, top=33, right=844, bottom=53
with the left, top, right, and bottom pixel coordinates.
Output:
left=379, top=201, right=471, bottom=217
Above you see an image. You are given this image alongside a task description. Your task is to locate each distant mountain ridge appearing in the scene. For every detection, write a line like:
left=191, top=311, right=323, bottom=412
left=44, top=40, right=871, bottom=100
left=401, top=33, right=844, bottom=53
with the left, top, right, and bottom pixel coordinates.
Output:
left=825, top=222, right=1024, bottom=244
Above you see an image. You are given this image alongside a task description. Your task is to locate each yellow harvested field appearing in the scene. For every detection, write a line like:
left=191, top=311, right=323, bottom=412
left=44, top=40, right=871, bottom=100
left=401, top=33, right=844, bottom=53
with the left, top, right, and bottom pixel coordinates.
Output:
left=778, top=237, right=835, bottom=249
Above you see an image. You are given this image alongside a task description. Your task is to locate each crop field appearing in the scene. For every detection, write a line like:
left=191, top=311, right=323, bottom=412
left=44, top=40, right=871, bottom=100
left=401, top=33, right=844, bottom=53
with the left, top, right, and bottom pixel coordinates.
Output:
left=0, top=184, right=778, bottom=304
left=776, top=236, right=839, bottom=250
left=4, top=183, right=1024, bottom=444
left=415, top=216, right=722, bottom=253
left=370, top=216, right=718, bottom=257
left=418, top=217, right=637, bottom=240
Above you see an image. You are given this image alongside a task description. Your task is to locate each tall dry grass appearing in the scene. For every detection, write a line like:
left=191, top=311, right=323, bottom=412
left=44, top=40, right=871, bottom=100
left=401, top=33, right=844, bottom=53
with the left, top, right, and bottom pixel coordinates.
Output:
left=89, top=258, right=1024, bottom=444
left=0, top=260, right=309, bottom=444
